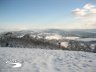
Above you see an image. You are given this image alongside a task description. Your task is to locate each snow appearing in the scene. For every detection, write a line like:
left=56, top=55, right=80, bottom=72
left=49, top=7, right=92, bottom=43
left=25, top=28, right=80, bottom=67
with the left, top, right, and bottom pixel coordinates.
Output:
left=76, top=38, right=96, bottom=42
left=17, top=34, right=24, bottom=38
left=0, top=47, right=96, bottom=72
left=60, top=42, right=69, bottom=48
left=11, top=63, right=22, bottom=68
left=64, top=37, right=80, bottom=40
left=45, top=34, right=62, bottom=40
left=90, top=44, right=96, bottom=50
left=5, top=61, right=22, bottom=68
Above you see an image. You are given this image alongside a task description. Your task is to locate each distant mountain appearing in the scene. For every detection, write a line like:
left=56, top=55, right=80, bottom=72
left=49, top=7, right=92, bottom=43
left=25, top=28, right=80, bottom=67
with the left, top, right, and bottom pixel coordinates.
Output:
left=43, top=29, right=96, bottom=38
left=0, top=29, right=96, bottom=52
left=0, top=29, right=96, bottom=38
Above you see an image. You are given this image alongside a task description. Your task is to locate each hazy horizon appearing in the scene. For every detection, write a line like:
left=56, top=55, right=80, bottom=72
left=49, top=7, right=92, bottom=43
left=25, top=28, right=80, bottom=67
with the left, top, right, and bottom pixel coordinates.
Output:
left=0, top=0, right=96, bottom=31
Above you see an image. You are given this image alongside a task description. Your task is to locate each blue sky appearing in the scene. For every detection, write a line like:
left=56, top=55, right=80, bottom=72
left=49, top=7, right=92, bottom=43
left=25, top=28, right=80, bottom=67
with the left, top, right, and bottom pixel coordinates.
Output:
left=0, top=0, right=96, bottom=30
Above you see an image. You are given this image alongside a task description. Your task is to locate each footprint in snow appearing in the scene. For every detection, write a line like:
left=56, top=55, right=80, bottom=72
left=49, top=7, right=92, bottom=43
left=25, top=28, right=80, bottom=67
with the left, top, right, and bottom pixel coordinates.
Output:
left=6, top=61, right=22, bottom=68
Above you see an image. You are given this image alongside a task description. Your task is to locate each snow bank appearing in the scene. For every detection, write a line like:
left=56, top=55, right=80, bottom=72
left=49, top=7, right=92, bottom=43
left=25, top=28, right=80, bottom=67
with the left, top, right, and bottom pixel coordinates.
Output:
left=64, top=37, right=80, bottom=40
left=61, top=42, right=69, bottom=48
left=45, top=34, right=62, bottom=40
left=0, top=47, right=96, bottom=72
left=17, top=34, right=25, bottom=38
left=76, top=38, right=96, bottom=42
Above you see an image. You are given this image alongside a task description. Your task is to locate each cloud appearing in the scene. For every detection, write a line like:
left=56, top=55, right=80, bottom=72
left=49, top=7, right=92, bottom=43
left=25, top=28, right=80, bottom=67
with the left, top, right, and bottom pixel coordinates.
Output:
left=90, top=8, right=96, bottom=13
left=83, top=3, right=95, bottom=9
left=72, top=8, right=86, bottom=16
left=72, top=3, right=96, bottom=29
left=72, top=3, right=96, bottom=16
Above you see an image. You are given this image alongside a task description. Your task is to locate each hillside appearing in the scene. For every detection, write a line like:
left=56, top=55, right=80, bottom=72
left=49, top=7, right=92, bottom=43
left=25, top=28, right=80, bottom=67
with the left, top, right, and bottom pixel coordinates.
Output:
left=0, top=30, right=96, bottom=52
left=0, top=47, right=96, bottom=72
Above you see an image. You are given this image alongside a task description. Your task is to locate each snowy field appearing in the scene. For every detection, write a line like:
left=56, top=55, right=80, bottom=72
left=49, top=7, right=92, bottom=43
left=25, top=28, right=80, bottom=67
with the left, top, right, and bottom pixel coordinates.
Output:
left=0, top=47, right=96, bottom=72
left=76, top=38, right=96, bottom=42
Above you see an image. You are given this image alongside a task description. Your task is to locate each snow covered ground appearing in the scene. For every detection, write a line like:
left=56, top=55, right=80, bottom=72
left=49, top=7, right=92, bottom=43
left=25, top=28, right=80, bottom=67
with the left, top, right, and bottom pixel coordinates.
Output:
left=76, top=38, right=96, bottom=42
left=0, top=47, right=96, bottom=72
left=63, top=37, right=80, bottom=40
left=45, top=34, right=62, bottom=40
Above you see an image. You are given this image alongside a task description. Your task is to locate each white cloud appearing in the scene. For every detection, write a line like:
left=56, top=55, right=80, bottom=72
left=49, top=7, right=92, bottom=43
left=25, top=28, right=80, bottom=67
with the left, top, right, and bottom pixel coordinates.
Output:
left=72, top=8, right=86, bottom=16
left=83, top=3, right=95, bottom=9
left=90, top=8, right=96, bottom=13
left=72, top=3, right=96, bottom=29
left=72, top=3, right=96, bottom=16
